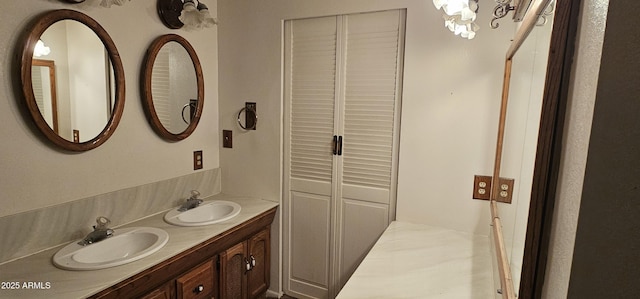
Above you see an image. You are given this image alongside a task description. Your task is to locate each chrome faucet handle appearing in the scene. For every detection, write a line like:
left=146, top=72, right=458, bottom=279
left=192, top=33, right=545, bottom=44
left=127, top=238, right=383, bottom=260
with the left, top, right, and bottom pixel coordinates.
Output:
left=189, top=190, right=201, bottom=200
left=178, top=190, right=203, bottom=211
left=94, top=216, right=111, bottom=230
left=187, top=190, right=203, bottom=205
left=78, top=216, right=114, bottom=246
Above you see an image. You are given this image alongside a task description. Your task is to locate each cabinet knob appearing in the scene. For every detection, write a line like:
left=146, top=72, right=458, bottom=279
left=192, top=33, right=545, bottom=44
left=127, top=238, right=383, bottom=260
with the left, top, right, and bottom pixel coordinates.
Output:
left=245, top=258, right=252, bottom=271
left=193, top=284, right=204, bottom=294
left=250, top=255, right=256, bottom=267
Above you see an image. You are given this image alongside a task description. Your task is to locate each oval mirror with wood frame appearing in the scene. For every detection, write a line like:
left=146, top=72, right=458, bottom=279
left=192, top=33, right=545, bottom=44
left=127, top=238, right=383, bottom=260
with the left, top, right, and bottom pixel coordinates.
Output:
left=141, top=34, right=204, bottom=141
left=20, top=9, right=125, bottom=152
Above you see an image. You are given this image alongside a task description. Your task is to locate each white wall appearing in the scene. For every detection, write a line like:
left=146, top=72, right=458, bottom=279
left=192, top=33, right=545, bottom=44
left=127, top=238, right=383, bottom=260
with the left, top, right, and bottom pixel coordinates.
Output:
left=218, top=0, right=516, bottom=237
left=66, top=20, right=109, bottom=142
left=0, top=1, right=219, bottom=218
left=41, top=22, right=73, bottom=139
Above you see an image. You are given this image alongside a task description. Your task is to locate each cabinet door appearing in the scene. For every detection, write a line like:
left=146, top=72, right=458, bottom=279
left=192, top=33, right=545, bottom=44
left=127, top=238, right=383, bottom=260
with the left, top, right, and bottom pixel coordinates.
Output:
left=140, top=281, right=174, bottom=299
left=220, top=241, right=247, bottom=299
left=247, top=227, right=270, bottom=298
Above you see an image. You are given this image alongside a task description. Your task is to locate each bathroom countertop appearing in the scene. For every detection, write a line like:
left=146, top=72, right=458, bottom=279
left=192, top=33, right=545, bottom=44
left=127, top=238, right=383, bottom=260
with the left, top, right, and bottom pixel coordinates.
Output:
left=0, top=193, right=278, bottom=299
left=336, top=221, right=495, bottom=299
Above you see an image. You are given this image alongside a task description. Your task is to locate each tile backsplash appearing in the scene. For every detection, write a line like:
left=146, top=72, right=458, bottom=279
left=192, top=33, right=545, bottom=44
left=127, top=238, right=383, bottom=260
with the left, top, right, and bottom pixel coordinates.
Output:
left=0, top=169, right=221, bottom=265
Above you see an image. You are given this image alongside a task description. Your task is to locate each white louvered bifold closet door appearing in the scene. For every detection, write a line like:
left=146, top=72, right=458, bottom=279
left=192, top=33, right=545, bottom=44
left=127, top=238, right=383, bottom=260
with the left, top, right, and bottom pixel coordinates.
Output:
left=151, top=49, right=172, bottom=129
left=285, top=16, right=338, bottom=299
left=336, top=10, right=404, bottom=290
left=284, top=10, right=405, bottom=299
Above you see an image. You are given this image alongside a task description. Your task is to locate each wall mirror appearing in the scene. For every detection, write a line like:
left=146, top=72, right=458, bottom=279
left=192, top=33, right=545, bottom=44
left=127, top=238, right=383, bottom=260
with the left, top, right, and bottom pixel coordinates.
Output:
left=141, top=34, right=204, bottom=141
left=20, top=9, right=125, bottom=152
left=496, top=7, right=554, bottom=297
left=487, top=0, right=579, bottom=298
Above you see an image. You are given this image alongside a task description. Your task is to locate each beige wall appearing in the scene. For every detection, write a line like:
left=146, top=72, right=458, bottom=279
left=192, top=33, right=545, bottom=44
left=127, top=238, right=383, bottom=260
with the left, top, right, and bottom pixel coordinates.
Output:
left=0, top=1, right=219, bottom=218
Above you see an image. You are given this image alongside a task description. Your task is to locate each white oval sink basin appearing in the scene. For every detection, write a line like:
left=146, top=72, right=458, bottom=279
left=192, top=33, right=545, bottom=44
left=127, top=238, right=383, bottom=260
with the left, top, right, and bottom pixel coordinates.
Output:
left=52, top=227, right=168, bottom=271
left=164, top=200, right=241, bottom=227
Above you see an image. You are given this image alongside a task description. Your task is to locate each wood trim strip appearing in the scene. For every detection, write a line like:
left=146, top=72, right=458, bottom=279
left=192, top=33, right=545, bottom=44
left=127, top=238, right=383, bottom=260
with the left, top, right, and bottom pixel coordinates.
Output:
left=490, top=59, right=513, bottom=206
left=492, top=213, right=516, bottom=299
left=506, top=0, right=554, bottom=59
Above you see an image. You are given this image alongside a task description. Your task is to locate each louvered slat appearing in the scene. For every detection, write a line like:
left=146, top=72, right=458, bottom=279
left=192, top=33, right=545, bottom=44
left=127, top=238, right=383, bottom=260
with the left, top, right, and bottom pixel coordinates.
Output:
left=32, top=67, right=45, bottom=112
left=289, top=18, right=337, bottom=183
left=342, top=12, right=400, bottom=189
left=151, top=48, right=171, bottom=128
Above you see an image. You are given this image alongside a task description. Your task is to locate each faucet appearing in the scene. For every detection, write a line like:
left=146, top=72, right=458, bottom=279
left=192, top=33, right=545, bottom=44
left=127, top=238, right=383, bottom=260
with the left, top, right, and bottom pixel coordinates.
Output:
left=178, top=190, right=203, bottom=212
left=78, top=216, right=114, bottom=246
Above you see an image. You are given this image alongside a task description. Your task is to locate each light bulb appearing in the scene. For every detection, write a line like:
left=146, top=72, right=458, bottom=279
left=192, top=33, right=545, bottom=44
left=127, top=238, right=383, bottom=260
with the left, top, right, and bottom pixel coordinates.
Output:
left=34, top=40, right=51, bottom=57
left=100, top=0, right=129, bottom=8
left=179, top=0, right=203, bottom=30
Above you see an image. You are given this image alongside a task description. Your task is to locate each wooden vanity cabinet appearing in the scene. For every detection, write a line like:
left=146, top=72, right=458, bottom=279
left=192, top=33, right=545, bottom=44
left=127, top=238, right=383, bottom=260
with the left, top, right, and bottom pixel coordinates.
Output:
left=89, top=208, right=276, bottom=299
left=219, top=227, right=270, bottom=299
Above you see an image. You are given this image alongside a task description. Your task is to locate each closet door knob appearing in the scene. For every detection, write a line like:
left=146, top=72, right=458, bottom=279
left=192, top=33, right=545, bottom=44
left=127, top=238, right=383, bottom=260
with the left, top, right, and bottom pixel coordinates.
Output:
left=332, top=135, right=338, bottom=155
left=337, top=136, right=343, bottom=156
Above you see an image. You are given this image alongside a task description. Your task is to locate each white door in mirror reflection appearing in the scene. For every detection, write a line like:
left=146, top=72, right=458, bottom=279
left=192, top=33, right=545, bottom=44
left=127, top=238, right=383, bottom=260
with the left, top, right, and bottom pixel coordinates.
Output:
left=32, top=60, right=58, bottom=134
left=34, top=19, right=114, bottom=143
left=151, top=41, right=198, bottom=134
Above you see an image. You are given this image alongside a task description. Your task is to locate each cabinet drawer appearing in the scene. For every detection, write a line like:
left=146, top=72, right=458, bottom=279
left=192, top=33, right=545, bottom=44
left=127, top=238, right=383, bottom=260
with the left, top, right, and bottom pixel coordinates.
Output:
left=177, top=261, right=215, bottom=299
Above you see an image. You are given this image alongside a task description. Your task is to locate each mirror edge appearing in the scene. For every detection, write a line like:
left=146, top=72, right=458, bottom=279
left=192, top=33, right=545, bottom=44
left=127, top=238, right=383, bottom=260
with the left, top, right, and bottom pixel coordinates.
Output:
left=519, top=0, right=582, bottom=297
left=141, top=34, right=205, bottom=142
left=20, top=9, right=126, bottom=152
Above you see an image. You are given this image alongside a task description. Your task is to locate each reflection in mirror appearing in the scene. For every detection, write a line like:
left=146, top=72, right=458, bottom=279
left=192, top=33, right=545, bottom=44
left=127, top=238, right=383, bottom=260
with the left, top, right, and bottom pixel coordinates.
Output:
left=20, top=9, right=125, bottom=151
left=151, top=41, right=198, bottom=134
left=142, top=34, right=204, bottom=141
left=488, top=0, right=557, bottom=297
left=500, top=14, right=554, bottom=294
left=34, top=20, right=114, bottom=142
left=32, top=59, right=59, bottom=134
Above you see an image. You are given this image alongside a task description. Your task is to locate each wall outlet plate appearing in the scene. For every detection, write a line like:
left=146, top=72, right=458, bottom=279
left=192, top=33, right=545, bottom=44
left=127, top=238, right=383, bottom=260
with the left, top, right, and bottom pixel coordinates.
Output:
left=473, top=175, right=492, bottom=200
left=473, top=175, right=514, bottom=204
left=497, top=177, right=515, bottom=204
left=193, top=150, right=203, bottom=170
left=73, top=130, right=80, bottom=143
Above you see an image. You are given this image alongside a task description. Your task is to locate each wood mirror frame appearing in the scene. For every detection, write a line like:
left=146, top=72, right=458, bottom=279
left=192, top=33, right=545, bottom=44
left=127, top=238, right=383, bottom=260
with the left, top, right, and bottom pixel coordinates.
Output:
left=20, top=9, right=125, bottom=152
left=141, top=34, right=204, bottom=141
